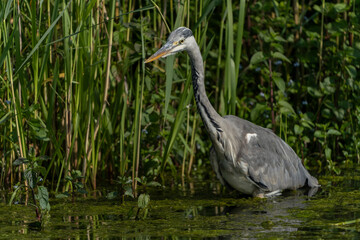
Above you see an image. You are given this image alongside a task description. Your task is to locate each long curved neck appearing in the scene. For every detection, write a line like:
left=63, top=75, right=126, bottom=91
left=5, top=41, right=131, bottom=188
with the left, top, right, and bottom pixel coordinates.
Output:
left=186, top=37, right=223, bottom=139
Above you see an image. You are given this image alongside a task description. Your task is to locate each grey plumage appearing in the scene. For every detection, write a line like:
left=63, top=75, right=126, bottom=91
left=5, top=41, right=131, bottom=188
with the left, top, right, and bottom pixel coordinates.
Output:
left=145, top=27, right=319, bottom=197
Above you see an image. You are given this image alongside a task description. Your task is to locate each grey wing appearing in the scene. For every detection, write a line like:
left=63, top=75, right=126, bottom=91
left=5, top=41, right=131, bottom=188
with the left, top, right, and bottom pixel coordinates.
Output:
left=224, top=116, right=318, bottom=192
left=245, top=133, right=307, bottom=191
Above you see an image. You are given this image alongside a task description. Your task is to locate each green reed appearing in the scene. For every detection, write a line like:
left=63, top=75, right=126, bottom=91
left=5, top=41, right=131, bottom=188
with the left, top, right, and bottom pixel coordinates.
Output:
left=0, top=0, right=359, bottom=196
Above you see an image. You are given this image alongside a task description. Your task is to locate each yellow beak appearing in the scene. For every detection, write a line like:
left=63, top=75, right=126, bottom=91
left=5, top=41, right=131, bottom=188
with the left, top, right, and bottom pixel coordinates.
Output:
left=144, top=42, right=173, bottom=63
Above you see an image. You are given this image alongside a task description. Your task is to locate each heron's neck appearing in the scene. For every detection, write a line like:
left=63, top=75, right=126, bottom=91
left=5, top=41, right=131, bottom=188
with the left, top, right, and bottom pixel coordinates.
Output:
left=186, top=37, right=223, bottom=139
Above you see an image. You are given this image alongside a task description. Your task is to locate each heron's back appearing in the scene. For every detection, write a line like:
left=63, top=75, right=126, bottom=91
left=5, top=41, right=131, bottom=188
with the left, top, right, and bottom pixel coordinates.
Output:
left=222, top=115, right=318, bottom=192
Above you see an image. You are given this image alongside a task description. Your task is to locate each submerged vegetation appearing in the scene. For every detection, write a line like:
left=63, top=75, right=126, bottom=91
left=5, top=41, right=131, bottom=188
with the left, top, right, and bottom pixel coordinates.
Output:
left=0, top=0, right=359, bottom=221
left=1, top=170, right=360, bottom=238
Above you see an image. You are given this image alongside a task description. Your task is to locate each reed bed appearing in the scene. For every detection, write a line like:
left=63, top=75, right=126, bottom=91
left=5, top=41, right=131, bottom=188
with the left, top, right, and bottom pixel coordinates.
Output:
left=0, top=0, right=359, bottom=195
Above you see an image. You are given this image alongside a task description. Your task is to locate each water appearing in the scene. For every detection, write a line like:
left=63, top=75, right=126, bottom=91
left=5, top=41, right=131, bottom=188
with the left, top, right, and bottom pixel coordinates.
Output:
left=1, top=168, right=360, bottom=239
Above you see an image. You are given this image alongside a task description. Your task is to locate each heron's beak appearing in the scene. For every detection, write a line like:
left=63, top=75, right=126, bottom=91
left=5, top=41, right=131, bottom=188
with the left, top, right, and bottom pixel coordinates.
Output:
left=144, top=42, right=173, bottom=63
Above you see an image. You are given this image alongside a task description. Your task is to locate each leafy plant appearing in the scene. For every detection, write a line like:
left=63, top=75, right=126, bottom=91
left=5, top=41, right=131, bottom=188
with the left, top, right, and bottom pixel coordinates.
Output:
left=55, top=170, right=87, bottom=201
left=9, top=154, right=50, bottom=222
left=107, top=176, right=135, bottom=203
left=107, top=175, right=161, bottom=203
left=135, top=193, right=150, bottom=220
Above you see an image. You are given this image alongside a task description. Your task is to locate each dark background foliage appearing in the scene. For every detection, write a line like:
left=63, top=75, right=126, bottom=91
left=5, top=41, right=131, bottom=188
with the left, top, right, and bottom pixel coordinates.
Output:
left=0, top=0, right=359, bottom=195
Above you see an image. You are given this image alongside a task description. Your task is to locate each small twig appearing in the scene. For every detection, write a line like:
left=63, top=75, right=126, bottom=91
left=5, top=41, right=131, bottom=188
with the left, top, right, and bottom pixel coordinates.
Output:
left=317, top=0, right=325, bottom=83
left=332, top=218, right=360, bottom=226
left=269, top=59, right=275, bottom=132
left=31, top=188, right=41, bottom=221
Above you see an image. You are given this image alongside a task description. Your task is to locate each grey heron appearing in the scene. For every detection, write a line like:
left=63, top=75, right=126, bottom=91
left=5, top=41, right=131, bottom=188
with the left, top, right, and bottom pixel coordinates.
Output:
left=145, top=27, right=319, bottom=197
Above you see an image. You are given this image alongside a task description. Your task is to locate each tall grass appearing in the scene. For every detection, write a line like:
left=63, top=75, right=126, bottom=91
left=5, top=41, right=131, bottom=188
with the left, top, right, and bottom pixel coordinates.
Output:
left=0, top=0, right=359, bottom=194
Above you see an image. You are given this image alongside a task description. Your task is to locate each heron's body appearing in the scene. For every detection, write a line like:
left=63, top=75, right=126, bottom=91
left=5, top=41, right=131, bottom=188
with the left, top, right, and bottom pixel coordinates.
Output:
left=145, top=27, right=319, bottom=197
left=210, top=116, right=318, bottom=196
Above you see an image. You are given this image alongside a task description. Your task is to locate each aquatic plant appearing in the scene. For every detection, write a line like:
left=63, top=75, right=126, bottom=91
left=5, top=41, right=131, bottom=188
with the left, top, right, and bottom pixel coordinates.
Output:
left=135, top=193, right=150, bottom=220
left=55, top=170, right=87, bottom=201
left=108, top=175, right=160, bottom=204
left=9, top=156, right=50, bottom=221
left=107, top=176, right=135, bottom=203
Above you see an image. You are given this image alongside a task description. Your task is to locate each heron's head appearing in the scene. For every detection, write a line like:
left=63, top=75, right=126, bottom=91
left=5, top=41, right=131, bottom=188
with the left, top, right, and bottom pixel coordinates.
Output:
left=145, top=27, right=193, bottom=63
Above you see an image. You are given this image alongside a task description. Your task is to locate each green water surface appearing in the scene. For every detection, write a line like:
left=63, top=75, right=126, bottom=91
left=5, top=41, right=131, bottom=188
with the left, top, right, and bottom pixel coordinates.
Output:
left=1, top=168, right=360, bottom=239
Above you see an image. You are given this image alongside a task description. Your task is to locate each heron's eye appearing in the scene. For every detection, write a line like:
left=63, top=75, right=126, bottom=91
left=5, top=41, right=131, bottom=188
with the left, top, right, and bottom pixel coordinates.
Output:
left=179, top=39, right=184, bottom=44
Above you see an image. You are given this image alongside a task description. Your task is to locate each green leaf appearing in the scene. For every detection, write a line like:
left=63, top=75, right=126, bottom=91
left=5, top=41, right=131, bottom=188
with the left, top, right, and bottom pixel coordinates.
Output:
left=272, top=52, right=291, bottom=63
left=302, top=136, right=310, bottom=143
left=74, top=182, right=84, bottom=189
left=273, top=76, right=285, bottom=92
left=161, top=75, right=193, bottom=174
left=294, top=124, right=303, bottom=135
left=107, top=191, right=118, bottom=200
left=327, top=21, right=347, bottom=36
left=234, top=0, right=246, bottom=80
left=321, top=108, right=331, bottom=119
left=71, top=170, right=84, bottom=179
left=250, top=51, right=266, bottom=65
left=0, top=111, right=12, bottom=124
left=278, top=100, right=296, bottom=115
left=0, top=16, right=16, bottom=69
left=333, top=3, right=347, bottom=13
left=135, top=177, right=142, bottom=183
left=327, top=129, right=341, bottom=136
left=313, top=5, right=322, bottom=13
left=325, top=148, right=332, bottom=160
left=250, top=103, right=267, bottom=122
left=333, top=108, right=345, bottom=120
left=13, top=158, right=29, bottom=166
left=333, top=167, right=341, bottom=175
left=28, top=118, right=49, bottom=141
left=138, top=193, right=150, bottom=209
left=24, top=169, right=36, bottom=189
left=307, top=87, right=323, bottom=97
left=38, top=155, right=51, bottom=161
left=39, top=199, right=50, bottom=211
left=314, top=130, right=325, bottom=138
left=55, top=193, right=70, bottom=198
left=274, top=36, right=286, bottom=42
left=37, top=186, right=49, bottom=198
left=8, top=184, right=23, bottom=206
left=65, top=176, right=73, bottom=182
left=77, top=188, right=88, bottom=194
left=345, top=65, right=357, bottom=79
left=125, top=177, right=133, bottom=185
left=301, top=121, right=314, bottom=129
left=3, top=0, right=13, bottom=20
left=83, top=0, right=98, bottom=19
left=147, top=181, right=162, bottom=187
left=124, top=185, right=134, bottom=198
left=34, top=166, right=47, bottom=177
left=269, top=27, right=276, bottom=37
left=320, top=77, right=335, bottom=95
left=164, top=55, right=174, bottom=118
left=37, top=186, right=50, bottom=211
